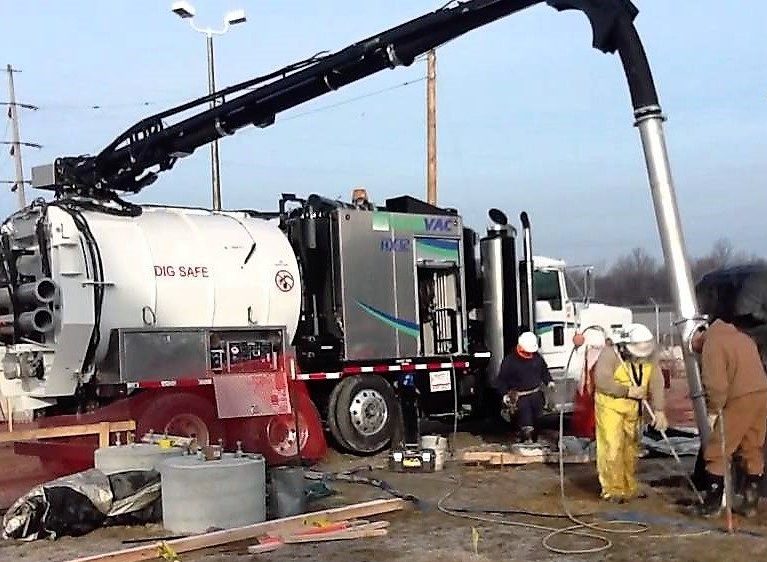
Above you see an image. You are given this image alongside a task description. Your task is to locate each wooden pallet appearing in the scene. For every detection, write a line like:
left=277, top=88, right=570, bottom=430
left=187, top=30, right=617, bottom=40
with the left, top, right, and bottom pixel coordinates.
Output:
left=459, top=447, right=592, bottom=466
left=0, top=420, right=136, bottom=448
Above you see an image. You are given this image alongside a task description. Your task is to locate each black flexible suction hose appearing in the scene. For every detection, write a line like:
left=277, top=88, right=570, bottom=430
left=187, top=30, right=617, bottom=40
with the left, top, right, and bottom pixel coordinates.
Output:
left=612, top=15, right=660, bottom=111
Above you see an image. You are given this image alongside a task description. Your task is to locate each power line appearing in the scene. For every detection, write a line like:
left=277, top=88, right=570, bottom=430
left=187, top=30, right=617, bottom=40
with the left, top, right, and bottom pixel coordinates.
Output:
left=278, top=76, right=426, bottom=123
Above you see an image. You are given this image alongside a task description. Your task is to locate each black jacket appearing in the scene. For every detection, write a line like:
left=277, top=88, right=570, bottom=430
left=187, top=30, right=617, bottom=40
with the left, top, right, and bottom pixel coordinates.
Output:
left=495, top=351, right=552, bottom=394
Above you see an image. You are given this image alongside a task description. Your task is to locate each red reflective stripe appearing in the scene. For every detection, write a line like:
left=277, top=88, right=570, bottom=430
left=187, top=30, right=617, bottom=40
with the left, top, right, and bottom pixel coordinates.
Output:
left=297, top=361, right=472, bottom=381
left=295, top=372, right=342, bottom=381
left=136, top=381, right=164, bottom=389
left=129, top=378, right=214, bottom=389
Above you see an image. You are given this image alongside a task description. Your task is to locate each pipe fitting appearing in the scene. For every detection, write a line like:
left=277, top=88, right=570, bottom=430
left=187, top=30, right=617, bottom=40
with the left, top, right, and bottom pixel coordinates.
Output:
left=16, top=278, right=57, bottom=306
left=18, top=307, right=54, bottom=334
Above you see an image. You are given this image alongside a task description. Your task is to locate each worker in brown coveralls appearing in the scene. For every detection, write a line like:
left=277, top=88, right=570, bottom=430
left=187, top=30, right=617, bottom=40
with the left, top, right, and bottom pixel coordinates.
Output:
left=692, top=319, right=767, bottom=517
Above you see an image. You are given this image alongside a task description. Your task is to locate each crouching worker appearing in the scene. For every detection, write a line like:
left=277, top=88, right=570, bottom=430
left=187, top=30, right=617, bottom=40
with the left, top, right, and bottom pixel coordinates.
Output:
left=496, top=331, right=555, bottom=444
left=594, top=323, right=668, bottom=503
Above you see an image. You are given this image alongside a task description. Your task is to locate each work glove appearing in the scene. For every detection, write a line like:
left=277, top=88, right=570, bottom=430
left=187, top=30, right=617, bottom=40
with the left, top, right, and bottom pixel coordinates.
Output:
left=626, top=386, right=647, bottom=400
left=652, top=411, right=669, bottom=433
left=707, top=413, right=718, bottom=431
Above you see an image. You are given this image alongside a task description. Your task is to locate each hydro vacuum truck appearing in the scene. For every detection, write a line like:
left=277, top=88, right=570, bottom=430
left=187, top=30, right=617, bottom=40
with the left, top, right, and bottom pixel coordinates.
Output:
left=0, top=0, right=710, bottom=462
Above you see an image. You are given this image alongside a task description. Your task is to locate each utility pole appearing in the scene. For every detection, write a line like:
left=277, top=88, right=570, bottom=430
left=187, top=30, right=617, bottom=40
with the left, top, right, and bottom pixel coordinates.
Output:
left=426, top=49, right=437, bottom=205
left=6, top=65, right=28, bottom=209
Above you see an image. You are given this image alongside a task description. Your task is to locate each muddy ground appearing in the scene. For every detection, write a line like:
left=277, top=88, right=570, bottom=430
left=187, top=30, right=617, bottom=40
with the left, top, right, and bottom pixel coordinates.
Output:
left=3, top=372, right=762, bottom=562
left=3, top=432, right=766, bottom=562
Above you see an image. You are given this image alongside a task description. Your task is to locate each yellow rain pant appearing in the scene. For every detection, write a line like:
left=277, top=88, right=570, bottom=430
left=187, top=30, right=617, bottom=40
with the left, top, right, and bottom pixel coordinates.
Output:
left=594, top=359, right=653, bottom=500
left=595, top=398, right=640, bottom=499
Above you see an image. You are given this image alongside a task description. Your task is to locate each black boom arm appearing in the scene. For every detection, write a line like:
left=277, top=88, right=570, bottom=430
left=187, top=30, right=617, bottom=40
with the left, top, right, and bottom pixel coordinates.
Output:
left=35, top=0, right=653, bottom=200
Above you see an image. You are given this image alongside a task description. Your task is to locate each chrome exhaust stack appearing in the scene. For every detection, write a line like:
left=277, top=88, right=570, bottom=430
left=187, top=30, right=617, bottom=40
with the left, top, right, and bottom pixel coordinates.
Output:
left=520, top=212, right=535, bottom=334
left=480, top=209, right=517, bottom=387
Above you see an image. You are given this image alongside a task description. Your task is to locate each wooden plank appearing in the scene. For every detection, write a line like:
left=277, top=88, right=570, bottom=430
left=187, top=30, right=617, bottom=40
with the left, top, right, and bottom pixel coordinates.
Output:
left=0, top=420, right=135, bottom=444
left=283, top=527, right=388, bottom=544
left=246, top=541, right=283, bottom=554
left=98, top=422, right=110, bottom=448
left=287, top=520, right=389, bottom=541
left=66, top=498, right=408, bottom=562
left=460, top=450, right=591, bottom=466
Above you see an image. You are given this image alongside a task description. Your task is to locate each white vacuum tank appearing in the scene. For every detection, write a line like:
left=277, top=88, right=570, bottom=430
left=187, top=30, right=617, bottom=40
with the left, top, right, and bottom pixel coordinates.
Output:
left=159, top=453, right=267, bottom=533
left=3, top=203, right=302, bottom=398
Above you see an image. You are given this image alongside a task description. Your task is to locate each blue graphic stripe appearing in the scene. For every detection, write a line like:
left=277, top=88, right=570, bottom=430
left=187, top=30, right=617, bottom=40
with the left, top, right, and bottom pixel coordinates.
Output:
left=356, top=301, right=420, bottom=338
left=418, top=238, right=459, bottom=251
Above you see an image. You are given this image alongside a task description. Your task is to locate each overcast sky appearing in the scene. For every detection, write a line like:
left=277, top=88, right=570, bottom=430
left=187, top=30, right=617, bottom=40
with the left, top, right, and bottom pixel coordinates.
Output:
left=1, top=1, right=765, bottom=270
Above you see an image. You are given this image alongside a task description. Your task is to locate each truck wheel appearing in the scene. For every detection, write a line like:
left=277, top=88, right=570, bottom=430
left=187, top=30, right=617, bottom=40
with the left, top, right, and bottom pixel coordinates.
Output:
left=334, top=374, right=396, bottom=454
left=326, top=380, right=354, bottom=452
left=135, top=391, right=224, bottom=446
left=232, top=384, right=327, bottom=465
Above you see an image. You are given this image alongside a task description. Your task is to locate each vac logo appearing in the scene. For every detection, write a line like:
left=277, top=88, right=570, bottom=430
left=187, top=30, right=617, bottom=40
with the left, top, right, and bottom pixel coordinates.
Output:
left=424, top=217, right=454, bottom=232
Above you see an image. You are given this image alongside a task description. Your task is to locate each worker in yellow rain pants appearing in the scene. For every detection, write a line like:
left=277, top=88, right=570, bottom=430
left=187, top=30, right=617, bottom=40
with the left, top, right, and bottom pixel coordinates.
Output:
left=593, top=323, right=668, bottom=503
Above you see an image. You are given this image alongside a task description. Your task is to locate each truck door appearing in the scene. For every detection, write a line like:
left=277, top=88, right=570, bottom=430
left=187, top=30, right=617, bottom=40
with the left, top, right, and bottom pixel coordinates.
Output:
left=415, top=237, right=463, bottom=356
left=532, top=268, right=571, bottom=371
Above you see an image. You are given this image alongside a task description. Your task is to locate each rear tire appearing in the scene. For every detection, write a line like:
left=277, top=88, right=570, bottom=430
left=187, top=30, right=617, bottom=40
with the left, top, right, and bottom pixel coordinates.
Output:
left=231, top=383, right=327, bottom=465
left=135, top=391, right=224, bottom=446
left=334, top=374, right=397, bottom=455
left=326, top=380, right=354, bottom=452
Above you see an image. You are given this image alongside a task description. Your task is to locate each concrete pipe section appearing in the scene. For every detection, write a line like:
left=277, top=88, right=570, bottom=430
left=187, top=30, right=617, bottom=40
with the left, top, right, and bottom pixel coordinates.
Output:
left=160, top=453, right=266, bottom=534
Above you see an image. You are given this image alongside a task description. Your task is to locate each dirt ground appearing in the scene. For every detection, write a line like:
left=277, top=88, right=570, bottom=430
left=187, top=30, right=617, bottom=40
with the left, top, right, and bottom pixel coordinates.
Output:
left=3, top=434, right=767, bottom=562
left=3, top=371, right=761, bottom=562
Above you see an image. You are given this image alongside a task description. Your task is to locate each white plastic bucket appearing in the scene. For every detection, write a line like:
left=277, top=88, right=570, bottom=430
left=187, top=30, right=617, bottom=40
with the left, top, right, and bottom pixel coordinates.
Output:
left=420, top=435, right=448, bottom=471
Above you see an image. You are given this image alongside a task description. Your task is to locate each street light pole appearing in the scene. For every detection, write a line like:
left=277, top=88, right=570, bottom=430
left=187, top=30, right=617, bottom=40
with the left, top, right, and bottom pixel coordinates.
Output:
left=206, top=34, right=222, bottom=210
left=171, top=1, right=246, bottom=211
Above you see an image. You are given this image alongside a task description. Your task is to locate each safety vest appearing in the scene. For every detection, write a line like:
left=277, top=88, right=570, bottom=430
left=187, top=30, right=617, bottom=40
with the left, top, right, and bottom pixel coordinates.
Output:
left=595, top=359, right=654, bottom=417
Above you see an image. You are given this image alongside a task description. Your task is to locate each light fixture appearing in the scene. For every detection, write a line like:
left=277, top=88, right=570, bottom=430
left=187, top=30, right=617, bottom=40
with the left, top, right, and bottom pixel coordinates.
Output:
left=171, top=1, right=196, bottom=19
left=225, top=9, right=247, bottom=26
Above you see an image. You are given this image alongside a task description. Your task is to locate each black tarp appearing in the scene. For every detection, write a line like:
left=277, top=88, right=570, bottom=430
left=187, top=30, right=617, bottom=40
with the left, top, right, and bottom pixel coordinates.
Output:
left=2, top=468, right=161, bottom=541
left=697, top=265, right=767, bottom=364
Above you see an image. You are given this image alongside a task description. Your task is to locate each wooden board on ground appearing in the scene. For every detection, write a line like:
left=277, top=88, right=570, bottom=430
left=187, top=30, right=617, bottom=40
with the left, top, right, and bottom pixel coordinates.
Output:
left=0, top=420, right=136, bottom=448
left=460, top=447, right=592, bottom=466
left=283, top=522, right=390, bottom=544
left=66, top=498, right=408, bottom=562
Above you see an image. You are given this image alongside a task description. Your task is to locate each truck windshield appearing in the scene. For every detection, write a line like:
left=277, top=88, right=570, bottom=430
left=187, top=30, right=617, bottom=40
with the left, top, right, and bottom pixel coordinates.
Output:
left=534, top=270, right=562, bottom=311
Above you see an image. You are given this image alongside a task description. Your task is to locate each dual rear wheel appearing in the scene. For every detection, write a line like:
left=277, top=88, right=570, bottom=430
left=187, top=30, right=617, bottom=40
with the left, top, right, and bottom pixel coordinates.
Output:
left=327, top=374, right=398, bottom=454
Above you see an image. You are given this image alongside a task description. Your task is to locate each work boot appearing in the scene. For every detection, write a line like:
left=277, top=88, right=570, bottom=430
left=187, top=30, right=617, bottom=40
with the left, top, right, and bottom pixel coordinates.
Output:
left=520, top=426, right=534, bottom=444
left=600, top=493, right=625, bottom=504
left=736, top=474, right=762, bottom=518
left=695, top=474, right=725, bottom=518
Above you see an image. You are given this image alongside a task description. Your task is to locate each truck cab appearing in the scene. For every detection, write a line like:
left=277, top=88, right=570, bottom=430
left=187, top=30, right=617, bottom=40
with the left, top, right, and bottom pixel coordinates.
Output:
left=531, top=256, right=632, bottom=407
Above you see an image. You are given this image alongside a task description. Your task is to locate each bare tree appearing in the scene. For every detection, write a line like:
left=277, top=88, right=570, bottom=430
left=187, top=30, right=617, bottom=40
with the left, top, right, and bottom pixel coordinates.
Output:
left=585, top=240, right=765, bottom=306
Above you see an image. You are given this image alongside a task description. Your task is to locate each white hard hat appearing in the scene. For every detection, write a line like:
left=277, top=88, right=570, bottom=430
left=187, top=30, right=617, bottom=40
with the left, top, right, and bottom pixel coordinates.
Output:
left=624, top=323, right=655, bottom=358
left=518, top=331, right=539, bottom=354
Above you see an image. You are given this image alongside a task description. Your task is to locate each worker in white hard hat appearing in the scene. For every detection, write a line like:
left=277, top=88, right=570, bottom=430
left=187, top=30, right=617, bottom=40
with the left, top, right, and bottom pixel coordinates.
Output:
left=495, top=331, right=555, bottom=444
left=593, top=323, right=668, bottom=502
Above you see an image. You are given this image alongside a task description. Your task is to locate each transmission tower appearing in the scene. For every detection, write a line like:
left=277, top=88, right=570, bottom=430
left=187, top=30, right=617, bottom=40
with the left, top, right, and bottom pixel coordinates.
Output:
left=1, top=65, right=41, bottom=209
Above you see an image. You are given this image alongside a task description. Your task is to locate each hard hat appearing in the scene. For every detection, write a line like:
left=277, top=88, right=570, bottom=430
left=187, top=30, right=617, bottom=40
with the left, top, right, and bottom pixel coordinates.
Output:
left=624, top=323, right=655, bottom=358
left=518, top=331, right=539, bottom=354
